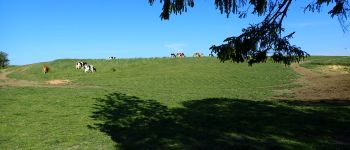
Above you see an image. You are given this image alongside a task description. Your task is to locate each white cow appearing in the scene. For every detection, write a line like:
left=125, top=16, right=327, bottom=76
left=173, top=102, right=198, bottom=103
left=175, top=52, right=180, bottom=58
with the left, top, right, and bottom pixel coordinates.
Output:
left=193, top=52, right=202, bottom=58
left=76, top=62, right=83, bottom=70
left=76, top=61, right=87, bottom=70
left=84, top=64, right=96, bottom=73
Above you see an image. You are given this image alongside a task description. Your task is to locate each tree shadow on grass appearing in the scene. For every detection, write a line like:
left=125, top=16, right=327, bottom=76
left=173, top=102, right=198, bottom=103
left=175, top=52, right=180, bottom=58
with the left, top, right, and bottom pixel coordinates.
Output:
left=89, top=92, right=350, bottom=149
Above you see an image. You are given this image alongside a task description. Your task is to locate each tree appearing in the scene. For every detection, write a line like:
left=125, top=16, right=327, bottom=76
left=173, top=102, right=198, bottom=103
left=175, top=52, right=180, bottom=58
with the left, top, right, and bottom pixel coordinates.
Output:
left=148, top=0, right=349, bottom=65
left=0, top=51, right=10, bottom=68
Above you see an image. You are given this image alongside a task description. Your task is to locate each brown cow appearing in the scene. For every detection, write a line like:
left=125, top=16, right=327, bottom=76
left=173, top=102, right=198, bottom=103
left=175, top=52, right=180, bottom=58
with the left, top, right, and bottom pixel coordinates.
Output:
left=43, top=65, right=49, bottom=74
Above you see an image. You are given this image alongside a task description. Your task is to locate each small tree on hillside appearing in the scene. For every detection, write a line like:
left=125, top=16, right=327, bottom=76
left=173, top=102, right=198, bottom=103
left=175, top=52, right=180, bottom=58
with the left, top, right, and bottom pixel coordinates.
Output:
left=148, top=0, right=349, bottom=65
left=0, top=51, right=10, bottom=68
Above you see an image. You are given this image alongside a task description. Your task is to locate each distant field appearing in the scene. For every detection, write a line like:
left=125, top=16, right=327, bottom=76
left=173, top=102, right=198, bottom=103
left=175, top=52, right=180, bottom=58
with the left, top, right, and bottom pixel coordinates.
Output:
left=303, top=56, right=350, bottom=66
left=301, top=56, right=350, bottom=73
left=1, top=57, right=349, bottom=149
left=302, top=56, right=350, bottom=67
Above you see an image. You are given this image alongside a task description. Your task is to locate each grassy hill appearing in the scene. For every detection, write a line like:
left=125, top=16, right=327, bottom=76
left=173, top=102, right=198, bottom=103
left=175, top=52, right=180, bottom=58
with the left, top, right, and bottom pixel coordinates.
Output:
left=301, top=56, right=350, bottom=73
left=1, top=57, right=349, bottom=149
left=7, top=58, right=297, bottom=105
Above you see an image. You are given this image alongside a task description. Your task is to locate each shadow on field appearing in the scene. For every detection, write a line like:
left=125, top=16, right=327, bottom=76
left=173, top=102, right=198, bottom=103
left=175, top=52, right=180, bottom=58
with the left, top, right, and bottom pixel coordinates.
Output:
left=89, top=92, right=350, bottom=149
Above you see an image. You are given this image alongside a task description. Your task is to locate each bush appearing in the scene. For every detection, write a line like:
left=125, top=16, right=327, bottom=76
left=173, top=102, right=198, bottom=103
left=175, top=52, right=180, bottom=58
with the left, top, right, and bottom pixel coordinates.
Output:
left=0, top=51, right=9, bottom=68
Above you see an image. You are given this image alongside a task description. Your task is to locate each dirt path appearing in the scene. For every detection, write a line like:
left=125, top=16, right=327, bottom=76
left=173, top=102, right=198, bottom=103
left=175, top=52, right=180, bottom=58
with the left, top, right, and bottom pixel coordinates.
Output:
left=0, top=69, right=98, bottom=88
left=290, top=63, right=350, bottom=101
left=0, top=69, right=40, bottom=87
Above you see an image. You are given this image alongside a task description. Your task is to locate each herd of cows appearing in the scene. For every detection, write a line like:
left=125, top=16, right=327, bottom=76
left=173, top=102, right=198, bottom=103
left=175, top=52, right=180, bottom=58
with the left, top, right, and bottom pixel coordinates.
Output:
left=171, top=52, right=214, bottom=58
left=42, top=61, right=96, bottom=74
left=75, top=61, right=96, bottom=73
left=42, top=53, right=215, bottom=74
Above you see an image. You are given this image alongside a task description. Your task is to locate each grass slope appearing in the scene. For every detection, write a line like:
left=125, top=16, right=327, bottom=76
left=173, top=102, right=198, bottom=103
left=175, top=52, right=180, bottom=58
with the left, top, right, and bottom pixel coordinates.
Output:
left=300, top=56, right=350, bottom=74
left=0, top=87, right=114, bottom=149
left=301, top=56, right=350, bottom=68
left=8, top=58, right=297, bottom=105
left=303, top=56, right=350, bottom=66
left=1, top=57, right=349, bottom=149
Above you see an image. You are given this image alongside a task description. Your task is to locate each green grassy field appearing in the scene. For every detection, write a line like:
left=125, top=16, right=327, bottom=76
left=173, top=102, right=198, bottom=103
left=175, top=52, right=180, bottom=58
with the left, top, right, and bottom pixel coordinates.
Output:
left=7, top=58, right=298, bottom=105
left=302, top=56, right=350, bottom=66
left=1, top=57, right=349, bottom=149
left=301, top=56, right=350, bottom=70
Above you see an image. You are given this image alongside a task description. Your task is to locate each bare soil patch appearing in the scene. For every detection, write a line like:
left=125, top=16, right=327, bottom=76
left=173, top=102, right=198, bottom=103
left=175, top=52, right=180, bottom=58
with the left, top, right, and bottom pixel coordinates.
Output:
left=1, top=69, right=70, bottom=87
left=0, top=69, right=100, bottom=88
left=46, top=79, right=71, bottom=85
left=289, top=63, right=350, bottom=101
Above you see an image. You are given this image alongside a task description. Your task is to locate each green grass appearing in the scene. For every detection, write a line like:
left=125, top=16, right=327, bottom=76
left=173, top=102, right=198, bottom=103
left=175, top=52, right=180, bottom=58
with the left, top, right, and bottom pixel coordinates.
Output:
left=1, top=57, right=349, bottom=149
left=301, top=56, right=350, bottom=68
left=300, top=56, right=350, bottom=73
left=304, top=56, right=350, bottom=66
left=0, top=87, right=115, bottom=149
left=7, top=58, right=297, bottom=105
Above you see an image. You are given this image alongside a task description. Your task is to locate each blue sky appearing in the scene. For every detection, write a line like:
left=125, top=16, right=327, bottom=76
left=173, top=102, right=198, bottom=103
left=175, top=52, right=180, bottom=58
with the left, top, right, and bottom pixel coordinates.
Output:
left=0, top=0, right=349, bottom=65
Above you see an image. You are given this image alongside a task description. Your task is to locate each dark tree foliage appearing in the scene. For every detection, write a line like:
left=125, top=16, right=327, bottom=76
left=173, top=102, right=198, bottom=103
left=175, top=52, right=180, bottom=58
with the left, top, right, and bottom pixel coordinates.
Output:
left=0, top=51, right=10, bottom=68
left=149, top=0, right=349, bottom=65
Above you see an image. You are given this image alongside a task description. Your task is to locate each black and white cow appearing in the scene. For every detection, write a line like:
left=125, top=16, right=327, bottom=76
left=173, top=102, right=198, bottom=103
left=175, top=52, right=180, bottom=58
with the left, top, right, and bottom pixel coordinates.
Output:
left=84, top=64, right=96, bottom=73
left=177, top=52, right=185, bottom=58
left=76, top=61, right=87, bottom=70
left=109, top=56, right=116, bottom=59
left=193, top=52, right=203, bottom=58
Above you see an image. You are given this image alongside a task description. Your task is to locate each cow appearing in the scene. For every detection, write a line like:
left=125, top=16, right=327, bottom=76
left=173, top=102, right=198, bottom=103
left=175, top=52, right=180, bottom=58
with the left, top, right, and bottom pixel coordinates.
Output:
left=170, top=53, right=176, bottom=58
left=91, top=65, right=96, bottom=72
left=76, top=61, right=87, bottom=70
left=43, top=65, right=49, bottom=74
left=109, top=56, right=116, bottom=59
left=84, top=64, right=96, bottom=73
left=209, top=53, right=214, bottom=57
left=177, top=52, right=185, bottom=58
left=76, top=62, right=83, bottom=70
left=193, top=52, right=203, bottom=58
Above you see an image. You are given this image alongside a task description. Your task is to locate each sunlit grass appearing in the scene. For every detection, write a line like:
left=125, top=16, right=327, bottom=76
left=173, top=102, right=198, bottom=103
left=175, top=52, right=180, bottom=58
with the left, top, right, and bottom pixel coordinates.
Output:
left=8, top=57, right=297, bottom=105
left=1, top=57, right=349, bottom=149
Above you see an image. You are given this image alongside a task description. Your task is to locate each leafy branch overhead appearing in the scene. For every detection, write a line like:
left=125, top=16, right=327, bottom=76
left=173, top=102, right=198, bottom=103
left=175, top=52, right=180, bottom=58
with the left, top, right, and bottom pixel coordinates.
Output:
left=149, top=0, right=349, bottom=65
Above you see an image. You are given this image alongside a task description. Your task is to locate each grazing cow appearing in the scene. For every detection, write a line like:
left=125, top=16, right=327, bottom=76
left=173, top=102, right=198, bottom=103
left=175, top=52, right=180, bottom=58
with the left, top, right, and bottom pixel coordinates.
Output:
left=170, top=53, right=176, bottom=58
left=84, top=64, right=96, bottom=73
left=177, top=52, right=185, bottom=58
left=176, top=53, right=180, bottom=58
left=43, top=65, right=49, bottom=74
left=76, top=62, right=83, bottom=70
left=193, top=52, right=202, bottom=58
left=75, top=61, right=87, bottom=70
left=84, top=65, right=89, bottom=73
left=180, top=53, right=185, bottom=58
left=91, top=65, right=96, bottom=72
left=209, top=53, right=214, bottom=57
left=109, top=56, right=116, bottom=59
